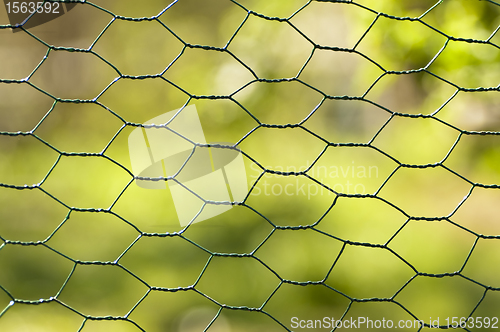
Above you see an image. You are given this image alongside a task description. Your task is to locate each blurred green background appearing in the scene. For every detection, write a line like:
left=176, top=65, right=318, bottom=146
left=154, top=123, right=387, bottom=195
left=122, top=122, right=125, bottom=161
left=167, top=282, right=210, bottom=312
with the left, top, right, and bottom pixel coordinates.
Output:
left=1, top=0, right=500, bottom=331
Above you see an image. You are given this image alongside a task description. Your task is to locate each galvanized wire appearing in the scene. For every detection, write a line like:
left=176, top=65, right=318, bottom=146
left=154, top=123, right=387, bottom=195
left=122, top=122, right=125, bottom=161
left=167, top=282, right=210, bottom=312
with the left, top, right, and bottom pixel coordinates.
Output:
left=1, top=0, right=500, bottom=331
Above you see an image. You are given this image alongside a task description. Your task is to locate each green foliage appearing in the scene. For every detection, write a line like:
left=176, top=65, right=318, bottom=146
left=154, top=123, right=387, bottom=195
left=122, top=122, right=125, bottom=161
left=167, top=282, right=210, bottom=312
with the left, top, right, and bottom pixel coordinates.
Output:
left=1, top=0, right=499, bottom=331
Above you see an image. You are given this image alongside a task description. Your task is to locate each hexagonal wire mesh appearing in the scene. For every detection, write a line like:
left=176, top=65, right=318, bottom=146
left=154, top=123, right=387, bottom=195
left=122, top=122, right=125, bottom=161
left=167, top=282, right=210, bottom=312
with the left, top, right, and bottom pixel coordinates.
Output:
left=1, top=0, right=500, bottom=331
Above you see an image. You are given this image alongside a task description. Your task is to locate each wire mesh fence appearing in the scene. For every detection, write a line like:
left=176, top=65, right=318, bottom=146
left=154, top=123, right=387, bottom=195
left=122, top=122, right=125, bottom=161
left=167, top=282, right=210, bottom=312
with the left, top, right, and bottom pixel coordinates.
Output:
left=0, top=0, right=500, bottom=331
